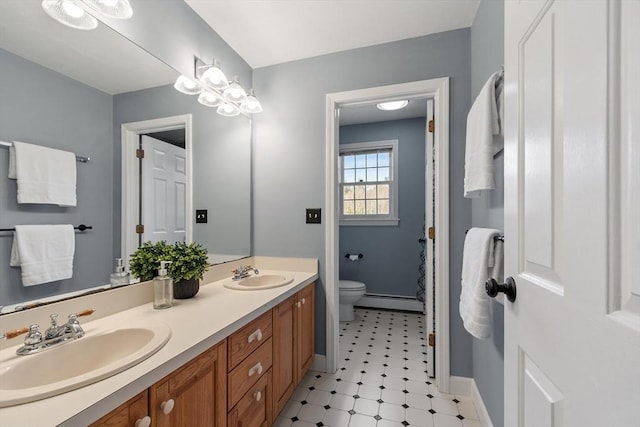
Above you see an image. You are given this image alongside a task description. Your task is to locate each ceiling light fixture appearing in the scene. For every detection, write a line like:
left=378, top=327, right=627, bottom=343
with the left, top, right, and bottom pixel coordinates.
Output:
left=41, top=0, right=98, bottom=31
left=173, top=57, right=263, bottom=117
left=80, top=0, right=133, bottom=19
left=376, top=100, right=409, bottom=111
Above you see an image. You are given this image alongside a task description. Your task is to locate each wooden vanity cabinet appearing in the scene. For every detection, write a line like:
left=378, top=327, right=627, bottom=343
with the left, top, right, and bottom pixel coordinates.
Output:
left=89, top=390, right=149, bottom=427
left=273, top=283, right=315, bottom=417
left=228, top=369, right=273, bottom=427
left=150, top=341, right=227, bottom=427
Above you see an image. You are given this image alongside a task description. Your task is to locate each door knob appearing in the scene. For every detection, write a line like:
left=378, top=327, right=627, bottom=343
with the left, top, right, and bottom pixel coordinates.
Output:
left=485, top=277, right=517, bottom=303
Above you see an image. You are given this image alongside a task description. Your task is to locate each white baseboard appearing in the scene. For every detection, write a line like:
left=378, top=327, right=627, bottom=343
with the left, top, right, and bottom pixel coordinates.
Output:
left=356, top=293, right=424, bottom=312
left=470, top=378, right=494, bottom=427
left=449, top=376, right=493, bottom=427
left=310, top=354, right=326, bottom=372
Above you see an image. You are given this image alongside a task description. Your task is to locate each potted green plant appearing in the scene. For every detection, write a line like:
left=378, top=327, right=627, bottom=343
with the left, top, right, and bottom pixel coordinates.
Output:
left=129, top=240, right=209, bottom=299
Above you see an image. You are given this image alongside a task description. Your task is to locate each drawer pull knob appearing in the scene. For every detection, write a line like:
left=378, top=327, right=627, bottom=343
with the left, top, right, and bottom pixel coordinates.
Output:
left=254, top=390, right=262, bottom=402
left=302, top=297, right=306, bottom=304
left=160, top=399, right=175, bottom=415
left=297, top=301, right=302, bottom=308
left=248, top=329, right=263, bottom=344
left=248, top=362, right=263, bottom=377
left=135, top=416, right=151, bottom=427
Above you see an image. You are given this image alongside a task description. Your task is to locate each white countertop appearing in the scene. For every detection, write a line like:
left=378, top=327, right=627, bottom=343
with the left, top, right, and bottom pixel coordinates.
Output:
left=0, top=267, right=317, bottom=426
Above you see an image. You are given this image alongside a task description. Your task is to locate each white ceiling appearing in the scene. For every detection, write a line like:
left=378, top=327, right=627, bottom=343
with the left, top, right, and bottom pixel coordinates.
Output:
left=184, top=0, right=481, bottom=69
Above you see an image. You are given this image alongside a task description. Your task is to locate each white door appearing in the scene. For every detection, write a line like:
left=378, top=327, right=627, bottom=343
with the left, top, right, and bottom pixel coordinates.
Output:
left=141, top=135, right=186, bottom=244
left=424, top=98, right=436, bottom=377
left=504, top=1, right=640, bottom=426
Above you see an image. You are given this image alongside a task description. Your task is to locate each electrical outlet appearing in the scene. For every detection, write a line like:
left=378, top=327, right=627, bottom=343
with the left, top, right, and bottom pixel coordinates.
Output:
left=196, top=209, right=208, bottom=223
left=306, top=208, right=321, bottom=224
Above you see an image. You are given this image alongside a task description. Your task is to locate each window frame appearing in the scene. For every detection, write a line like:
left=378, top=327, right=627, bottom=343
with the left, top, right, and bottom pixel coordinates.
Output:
left=339, top=139, right=399, bottom=226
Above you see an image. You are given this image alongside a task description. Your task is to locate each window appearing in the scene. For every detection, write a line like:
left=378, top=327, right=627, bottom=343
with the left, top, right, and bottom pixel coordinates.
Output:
left=339, top=140, right=399, bottom=225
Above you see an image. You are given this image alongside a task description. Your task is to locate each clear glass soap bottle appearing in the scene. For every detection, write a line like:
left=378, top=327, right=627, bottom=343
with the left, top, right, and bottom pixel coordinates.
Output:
left=153, top=260, right=173, bottom=309
left=110, top=258, right=130, bottom=287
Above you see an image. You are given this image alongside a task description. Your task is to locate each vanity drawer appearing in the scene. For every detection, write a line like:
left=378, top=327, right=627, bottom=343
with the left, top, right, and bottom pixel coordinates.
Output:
left=228, top=338, right=273, bottom=408
left=228, top=310, right=272, bottom=369
left=228, top=369, right=272, bottom=427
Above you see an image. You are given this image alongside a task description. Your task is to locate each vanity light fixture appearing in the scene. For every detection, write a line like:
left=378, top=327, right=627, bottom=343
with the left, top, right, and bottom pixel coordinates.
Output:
left=174, top=75, right=203, bottom=95
left=41, top=0, right=98, bottom=31
left=217, top=103, right=241, bottom=117
left=198, top=90, right=224, bottom=108
left=376, top=100, right=409, bottom=111
left=41, top=0, right=133, bottom=31
left=173, top=57, right=263, bottom=116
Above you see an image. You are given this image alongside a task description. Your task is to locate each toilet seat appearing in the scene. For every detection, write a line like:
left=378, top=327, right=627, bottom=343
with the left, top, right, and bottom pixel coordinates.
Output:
left=339, top=280, right=366, bottom=291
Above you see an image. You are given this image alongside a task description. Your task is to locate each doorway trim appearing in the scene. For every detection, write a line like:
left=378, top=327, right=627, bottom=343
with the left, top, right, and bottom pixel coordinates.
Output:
left=121, top=114, right=193, bottom=266
left=325, top=78, right=451, bottom=392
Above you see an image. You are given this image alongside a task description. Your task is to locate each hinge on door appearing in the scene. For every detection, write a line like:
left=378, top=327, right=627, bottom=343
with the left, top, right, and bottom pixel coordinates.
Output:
left=428, top=227, right=435, bottom=240
left=136, top=149, right=145, bottom=159
left=428, top=333, right=435, bottom=347
left=428, top=119, right=434, bottom=133
left=136, top=224, right=144, bottom=234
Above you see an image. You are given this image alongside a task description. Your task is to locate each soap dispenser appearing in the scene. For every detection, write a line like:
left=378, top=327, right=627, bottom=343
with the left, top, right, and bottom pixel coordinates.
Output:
left=110, top=258, right=130, bottom=287
left=153, top=260, right=173, bottom=310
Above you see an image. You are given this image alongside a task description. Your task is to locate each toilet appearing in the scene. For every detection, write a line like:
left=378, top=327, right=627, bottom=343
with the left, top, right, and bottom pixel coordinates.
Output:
left=339, top=280, right=366, bottom=322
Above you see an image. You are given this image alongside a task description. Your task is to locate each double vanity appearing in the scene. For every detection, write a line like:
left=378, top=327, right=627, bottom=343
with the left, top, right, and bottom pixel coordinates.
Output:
left=0, top=256, right=318, bottom=426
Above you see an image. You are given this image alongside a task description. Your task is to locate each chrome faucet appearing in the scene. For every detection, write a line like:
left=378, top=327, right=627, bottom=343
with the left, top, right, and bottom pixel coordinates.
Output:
left=0, top=309, right=95, bottom=356
left=232, top=265, right=259, bottom=280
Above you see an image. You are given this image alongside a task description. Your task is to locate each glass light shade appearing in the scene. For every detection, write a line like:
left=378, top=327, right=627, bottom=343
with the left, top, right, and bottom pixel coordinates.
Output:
left=217, top=103, right=240, bottom=117
left=198, top=90, right=224, bottom=108
left=223, top=76, right=248, bottom=103
left=80, top=0, right=133, bottom=19
left=240, top=90, right=263, bottom=114
left=200, top=62, right=229, bottom=90
left=376, top=100, right=409, bottom=111
left=174, top=75, right=202, bottom=95
left=42, top=0, right=98, bottom=30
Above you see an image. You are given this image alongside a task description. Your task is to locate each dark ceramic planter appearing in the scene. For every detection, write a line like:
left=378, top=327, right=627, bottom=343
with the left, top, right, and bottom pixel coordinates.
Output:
left=173, top=278, right=199, bottom=299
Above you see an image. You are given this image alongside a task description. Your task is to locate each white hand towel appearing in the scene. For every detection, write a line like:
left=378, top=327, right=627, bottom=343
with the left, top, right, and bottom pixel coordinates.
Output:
left=459, top=227, right=502, bottom=339
left=490, top=240, right=505, bottom=305
left=8, top=141, right=77, bottom=206
left=464, top=72, right=501, bottom=198
left=10, top=224, right=75, bottom=287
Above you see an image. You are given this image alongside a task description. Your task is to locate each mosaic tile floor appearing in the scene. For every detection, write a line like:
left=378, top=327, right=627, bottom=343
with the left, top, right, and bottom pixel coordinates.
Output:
left=273, top=308, right=481, bottom=427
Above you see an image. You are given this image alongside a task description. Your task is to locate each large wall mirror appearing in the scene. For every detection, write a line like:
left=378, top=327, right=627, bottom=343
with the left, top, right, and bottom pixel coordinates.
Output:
left=0, top=0, right=251, bottom=314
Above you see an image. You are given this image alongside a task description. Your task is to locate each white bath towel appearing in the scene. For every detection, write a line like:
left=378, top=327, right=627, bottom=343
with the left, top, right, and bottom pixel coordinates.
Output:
left=459, top=227, right=502, bottom=339
left=10, top=225, right=75, bottom=287
left=464, top=72, right=502, bottom=198
left=8, top=141, right=77, bottom=206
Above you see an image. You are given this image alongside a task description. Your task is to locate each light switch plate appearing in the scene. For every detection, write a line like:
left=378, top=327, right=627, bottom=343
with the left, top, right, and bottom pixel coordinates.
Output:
left=306, top=208, right=321, bottom=224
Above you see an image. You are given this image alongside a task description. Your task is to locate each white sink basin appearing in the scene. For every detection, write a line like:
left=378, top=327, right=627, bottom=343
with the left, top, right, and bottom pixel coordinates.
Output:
left=0, top=322, right=171, bottom=407
left=224, top=274, right=293, bottom=290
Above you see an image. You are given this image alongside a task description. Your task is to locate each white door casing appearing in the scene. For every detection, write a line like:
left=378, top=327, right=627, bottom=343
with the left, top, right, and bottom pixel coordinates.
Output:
left=504, top=1, right=640, bottom=426
left=141, top=135, right=187, bottom=244
left=326, top=78, right=450, bottom=392
left=425, top=98, right=436, bottom=377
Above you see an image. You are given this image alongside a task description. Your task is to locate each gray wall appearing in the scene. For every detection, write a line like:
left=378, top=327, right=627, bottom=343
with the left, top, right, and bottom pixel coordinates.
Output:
left=252, top=29, right=474, bottom=374
left=339, top=118, right=426, bottom=298
left=470, top=1, right=505, bottom=426
left=112, top=84, right=251, bottom=260
left=0, top=50, right=114, bottom=306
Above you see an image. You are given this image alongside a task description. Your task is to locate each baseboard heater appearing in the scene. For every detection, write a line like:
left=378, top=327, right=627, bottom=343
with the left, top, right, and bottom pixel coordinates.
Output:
left=356, top=292, right=424, bottom=312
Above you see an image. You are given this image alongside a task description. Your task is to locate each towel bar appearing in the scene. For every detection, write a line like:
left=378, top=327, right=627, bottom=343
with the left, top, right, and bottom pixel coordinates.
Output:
left=0, top=141, right=90, bottom=163
left=0, top=224, right=92, bottom=232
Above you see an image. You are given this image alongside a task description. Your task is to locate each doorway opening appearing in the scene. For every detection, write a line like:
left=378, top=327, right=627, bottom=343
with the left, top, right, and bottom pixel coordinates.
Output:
left=325, top=78, right=452, bottom=392
left=120, top=114, right=193, bottom=266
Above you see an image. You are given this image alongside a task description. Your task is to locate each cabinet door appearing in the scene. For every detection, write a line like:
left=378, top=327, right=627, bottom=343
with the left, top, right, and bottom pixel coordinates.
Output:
left=228, top=370, right=272, bottom=427
left=151, top=341, right=227, bottom=427
left=296, top=283, right=315, bottom=380
left=89, top=390, right=149, bottom=427
left=272, top=295, right=296, bottom=416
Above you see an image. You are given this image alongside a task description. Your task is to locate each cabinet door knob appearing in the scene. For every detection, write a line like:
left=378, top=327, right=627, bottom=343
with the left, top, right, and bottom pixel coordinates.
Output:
left=160, top=399, right=175, bottom=415
left=302, top=297, right=306, bottom=305
left=135, top=416, right=151, bottom=427
left=254, top=390, right=262, bottom=402
left=297, top=301, right=302, bottom=308
left=248, top=361, right=263, bottom=377
left=248, top=329, right=263, bottom=343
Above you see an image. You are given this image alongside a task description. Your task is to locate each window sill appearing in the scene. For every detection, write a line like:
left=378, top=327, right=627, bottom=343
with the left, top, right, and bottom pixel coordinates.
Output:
left=339, top=218, right=400, bottom=227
